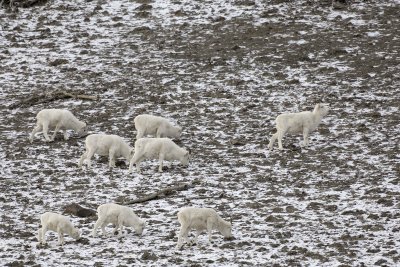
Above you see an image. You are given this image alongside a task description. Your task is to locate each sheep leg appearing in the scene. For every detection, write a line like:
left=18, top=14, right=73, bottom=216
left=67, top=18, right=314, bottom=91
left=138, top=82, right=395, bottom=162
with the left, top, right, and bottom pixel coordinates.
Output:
left=277, top=130, right=284, bottom=150
left=78, top=151, right=87, bottom=168
left=128, top=159, right=134, bottom=173
left=85, top=149, right=96, bottom=168
left=92, top=218, right=104, bottom=237
left=118, top=224, right=124, bottom=237
left=29, top=124, right=42, bottom=143
left=111, top=224, right=120, bottom=236
left=129, top=158, right=141, bottom=173
left=190, top=230, right=201, bottom=245
left=136, top=130, right=144, bottom=140
left=108, top=150, right=116, bottom=168
left=156, top=127, right=164, bottom=138
left=302, top=128, right=309, bottom=147
left=40, top=226, right=47, bottom=244
left=115, top=220, right=125, bottom=237
left=63, top=130, right=69, bottom=140
left=112, top=216, right=123, bottom=237
left=268, top=132, right=278, bottom=150
left=37, top=229, right=42, bottom=243
left=50, top=123, right=61, bottom=141
left=38, top=228, right=44, bottom=244
left=176, top=225, right=190, bottom=250
left=58, top=231, right=64, bottom=246
left=158, top=154, right=165, bottom=172
left=42, top=121, right=51, bottom=142
left=206, top=220, right=214, bottom=244
left=100, top=222, right=108, bottom=236
left=56, top=226, right=65, bottom=245
left=136, top=160, right=143, bottom=173
left=129, top=153, right=143, bottom=173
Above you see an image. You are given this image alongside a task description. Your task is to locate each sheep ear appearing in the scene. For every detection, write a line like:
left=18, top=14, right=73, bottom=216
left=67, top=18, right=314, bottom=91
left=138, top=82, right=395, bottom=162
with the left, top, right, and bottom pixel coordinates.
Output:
left=315, top=103, right=321, bottom=110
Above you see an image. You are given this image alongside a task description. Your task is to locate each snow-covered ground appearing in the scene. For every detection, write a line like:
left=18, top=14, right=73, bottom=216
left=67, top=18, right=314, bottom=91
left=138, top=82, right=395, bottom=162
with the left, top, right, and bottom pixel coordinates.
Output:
left=1, top=0, right=399, bottom=266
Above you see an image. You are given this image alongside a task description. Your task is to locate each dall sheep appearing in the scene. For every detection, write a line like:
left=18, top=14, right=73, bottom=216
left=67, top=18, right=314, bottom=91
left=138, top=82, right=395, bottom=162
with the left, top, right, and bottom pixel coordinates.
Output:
left=78, top=134, right=134, bottom=169
left=268, top=103, right=329, bottom=150
left=29, top=109, right=87, bottom=143
left=134, top=114, right=182, bottom=139
left=128, top=137, right=189, bottom=173
left=37, top=212, right=80, bottom=246
left=176, top=207, right=232, bottom=250
left=92, top=203, right=145, bottom=237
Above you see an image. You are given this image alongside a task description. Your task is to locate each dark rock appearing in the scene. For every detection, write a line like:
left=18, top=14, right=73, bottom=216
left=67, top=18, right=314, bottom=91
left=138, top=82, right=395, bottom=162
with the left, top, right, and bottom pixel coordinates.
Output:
left=5, top=261, right=24, bottom=267
left=306, top=202, right=324, bottom=210
left=374, top=259, right=388, bottom=266
left=49, top=58, right=68, bottom=66
left=341, top=209, right=365, bottom=216
left=63, top=203, right=96, bottom=218
left=141, top=251, right=158, bottom=261
left=136, top=4, right=152, bottom=11
left=285, top=205, right=297, bottom=213
left=76, top=237, right=90, bottom=245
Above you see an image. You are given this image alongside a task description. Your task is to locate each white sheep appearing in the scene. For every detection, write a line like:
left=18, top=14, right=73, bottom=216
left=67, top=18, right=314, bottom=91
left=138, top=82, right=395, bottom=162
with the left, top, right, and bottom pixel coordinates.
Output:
left=128, top=137, right=189, bottom=173
left=78, top=134, right=134, bottom=169
left=134, top=114, right=182, bottom=139
left=37, top=212, right=80, bottom=246
left=29, top=109, right=87, bottom=143
left=92, top=203, right=145, bottom=237
left=268, top=103, right=329, bottom=150
left=176, top=207, right=232, bottom=250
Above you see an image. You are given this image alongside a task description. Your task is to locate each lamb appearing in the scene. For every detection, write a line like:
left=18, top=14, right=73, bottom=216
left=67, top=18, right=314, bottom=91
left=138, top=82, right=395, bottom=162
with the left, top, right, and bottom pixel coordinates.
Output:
left=78, top=134, right=134, bottom=169
left=128, top=137, right=189, bottom=173
left=134, top=114, right=182, bottom=139
left=37, top=212, right=80, bottom=246
left=176, top=207, right=233, bottom=250
left=29, top=109, right=87, bottom=143
left=268, top=103, right=329, bottom=150
left=92, top=203, right=145, bottom=237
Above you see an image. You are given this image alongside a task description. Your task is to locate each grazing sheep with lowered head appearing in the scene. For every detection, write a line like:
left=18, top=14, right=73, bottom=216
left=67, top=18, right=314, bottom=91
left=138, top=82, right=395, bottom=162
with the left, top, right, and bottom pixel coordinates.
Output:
left=128, top=137, right=189, bottom=173
left=29, top=109, right=87, bottom=143
left=268, top=103, right=329, bottom=150
left=78, top=134, right=134, bottom=169
left=37, top=212, right=80, bottom=246
left=134, top=114, right=182, bottom=139
left=92, top=203, right=145, bottom=237
left=176, top=207, right=232, bottom=250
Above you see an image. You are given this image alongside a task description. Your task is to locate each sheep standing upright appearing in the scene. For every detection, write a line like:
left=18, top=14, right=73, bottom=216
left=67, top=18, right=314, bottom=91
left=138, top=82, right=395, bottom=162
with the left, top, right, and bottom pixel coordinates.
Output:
left=176, top=207, right=233, bottom=250
left=134, top=114, right=182, bottom=139
left=37, top=212, right=80, bottom=246
left=128, top=137, right=189, bottom=173
left=29, top=109, right=87, bottom=143
left=92, top=203, right=145, bottom=237
left=78, top=134, right=134, bottom=169
left=268, top=103, right=329, bottom=150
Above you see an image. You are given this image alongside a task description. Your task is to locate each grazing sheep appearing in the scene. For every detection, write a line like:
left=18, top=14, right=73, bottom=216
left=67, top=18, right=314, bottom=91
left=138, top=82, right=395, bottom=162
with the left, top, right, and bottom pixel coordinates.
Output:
left=29, top=109, right=87, bottom=143
left=78, top=134, right=134, bottom=169
left=176, top=207, right=232, bottom=250
left=268, top=103, right=329, bottom=150
left=92, top=203, right=145, bottom=237
left=37, top=212, right=80, bottom=246
left=134, top=114, right=182, bottom=139
left=128, top=137, right=189, bottom=173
